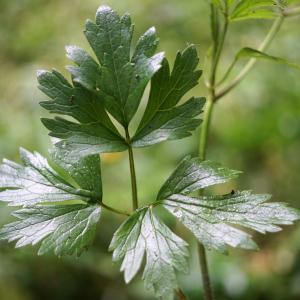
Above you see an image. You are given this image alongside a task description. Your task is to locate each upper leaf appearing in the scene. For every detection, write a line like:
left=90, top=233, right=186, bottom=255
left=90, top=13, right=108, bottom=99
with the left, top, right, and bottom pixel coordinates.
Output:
left=132, top=97, right=205, bottom=147
left=84, top=5, right=164, bottom=125
left=0, top=148, right=102, bottom=206
left=39, top=6, right=204, bottom=156
left=157, top=156, right=241, bottom=200
left=109, top=207, right=188, bottom=300
left=0, top=203, right=101, bottom=256
left=138, top=46, right=202, bottom=128
left=38, top=69, right=128, bottom=157
left=162, top=192, right=300, bottom=253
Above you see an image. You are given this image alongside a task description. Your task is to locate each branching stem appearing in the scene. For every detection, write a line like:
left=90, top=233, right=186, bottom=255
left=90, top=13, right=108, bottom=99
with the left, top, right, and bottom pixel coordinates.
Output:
left=215, top=15, right=284, bottom=100
left=197, top=4, right=288, bottom=300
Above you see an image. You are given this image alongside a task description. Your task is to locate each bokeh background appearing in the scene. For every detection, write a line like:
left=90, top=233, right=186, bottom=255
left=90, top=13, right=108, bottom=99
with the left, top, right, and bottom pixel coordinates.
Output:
left=0, top=0, right=300, bottom=299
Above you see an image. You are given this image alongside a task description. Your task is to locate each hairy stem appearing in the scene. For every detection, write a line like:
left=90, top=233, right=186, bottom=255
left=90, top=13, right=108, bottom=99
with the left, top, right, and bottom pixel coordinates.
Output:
left=215, top=15, right=284, bottom=100
left=125, top=128, right=139, bottom=211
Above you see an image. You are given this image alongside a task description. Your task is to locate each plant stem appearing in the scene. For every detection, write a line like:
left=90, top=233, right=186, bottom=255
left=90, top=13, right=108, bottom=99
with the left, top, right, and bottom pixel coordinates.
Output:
left=125, top=128, right=139, bottom=211
left=197, top=6, right=229, bottom=300
left=199, top=98, right=214, bottom=161
left=284, top=5, right=300, bottom=17
left=197, top=4, right=286, bottom=300
left=215, top=15, right=284, bottom=101
left=198, top=243, right=214, bottom=300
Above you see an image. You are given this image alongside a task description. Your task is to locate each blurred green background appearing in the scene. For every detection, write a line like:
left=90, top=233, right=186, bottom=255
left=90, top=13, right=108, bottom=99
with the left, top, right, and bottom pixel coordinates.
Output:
left=0, top=0, right=300, bottom=299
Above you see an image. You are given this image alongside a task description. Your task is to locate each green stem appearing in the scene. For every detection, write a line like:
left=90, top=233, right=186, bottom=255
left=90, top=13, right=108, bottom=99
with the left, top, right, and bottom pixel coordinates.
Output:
left=284, top=5, right=300, bottom=17
left=199, top=98, right=214, bottom=161
left=125, top=128, right=139, bottom=211
left=100, top=202, right=130, bottom=216
left=198, top=243, right=213, bottom=300
left=215, top=15, right=284, bottom=101
left=197, top=6, right=229, bottom=300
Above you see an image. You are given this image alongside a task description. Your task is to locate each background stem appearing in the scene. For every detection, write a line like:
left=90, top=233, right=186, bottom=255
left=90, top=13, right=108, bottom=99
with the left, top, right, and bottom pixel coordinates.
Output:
left=197, top=5, right=229, bottom=300
left=215, top=15, right=284, bottom=100
left=125, top=128, right=139, bottom=211
left=198, top=243, right=213, bottom=300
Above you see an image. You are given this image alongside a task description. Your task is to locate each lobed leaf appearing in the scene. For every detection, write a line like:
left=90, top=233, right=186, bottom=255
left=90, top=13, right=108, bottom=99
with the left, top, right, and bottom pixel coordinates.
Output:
left=0, top=204, right=101, bottom=256
left=0, top=148, right=102, bottom=206
left=137, top=46, right=202, bottom=132
left=162, top=191, right=300, bottom=253
left=157, top=156, right=241, bottom=200
left=39, top=6, right=204, bottom=154
left=157, top=156, right=300, bottom=253
left=132, top=97, right=205, bottom=147
left=109, top=207, right=188, bottom=300
left=38, top=69, right=127, bottom=157
left=84, top=6, right=164, bottom=126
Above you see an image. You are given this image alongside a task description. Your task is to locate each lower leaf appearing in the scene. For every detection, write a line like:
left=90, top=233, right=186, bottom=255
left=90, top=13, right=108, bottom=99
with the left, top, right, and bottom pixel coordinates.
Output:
left=0, top=204, right=101, bottom=256
left=162, top=191, right=300, bottom=253
left=109, top=207, right=188, bottom=299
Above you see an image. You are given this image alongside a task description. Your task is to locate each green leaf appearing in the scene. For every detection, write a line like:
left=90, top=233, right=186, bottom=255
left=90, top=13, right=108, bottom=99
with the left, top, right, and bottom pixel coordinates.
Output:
left=157, top=156, right=241, bottom=200
left=109, top=207, right=188, bottom=300
left=0, top=148, right=101, bottom=206
left=38, top=69, right=128, bottom=157
left=41, top=117, right=128, bottom=158
left=133, top=45, right=204, bottom=147
left=0, top=203, right=101, bottom=256
left=230, top=0, right=277, bottom=21
left=235, top=47, right=300, bottom=69
left=137, top=46, right=202, bottom=131
left=157, top=156, right=300, bottom=253
left=220, top=47, right=300, bottom=85
left=65, top=45, right=101, bottom=90
left=84, top=6, right=164, bottom=126
left=162, top=191, right=300, bottom=253
left=39, top=6, right=203, bottom=154
left=132, top=97, right=205, bottom=147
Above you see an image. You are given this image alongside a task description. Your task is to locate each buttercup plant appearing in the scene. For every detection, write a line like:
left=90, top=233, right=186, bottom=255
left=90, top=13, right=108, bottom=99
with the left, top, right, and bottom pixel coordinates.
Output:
left=0, top=3, right=300, bottom=300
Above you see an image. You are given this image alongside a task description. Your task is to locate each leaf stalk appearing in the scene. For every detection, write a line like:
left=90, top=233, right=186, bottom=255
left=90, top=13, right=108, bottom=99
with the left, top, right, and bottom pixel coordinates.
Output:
left=100, top=202, right=130, bottom=216
left=125, top=128, right=139, bottom=211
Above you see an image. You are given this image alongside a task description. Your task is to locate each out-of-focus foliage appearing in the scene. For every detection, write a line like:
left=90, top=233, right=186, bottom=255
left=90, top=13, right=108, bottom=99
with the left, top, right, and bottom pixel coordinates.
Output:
left=0, top=0, right=300, bottom=299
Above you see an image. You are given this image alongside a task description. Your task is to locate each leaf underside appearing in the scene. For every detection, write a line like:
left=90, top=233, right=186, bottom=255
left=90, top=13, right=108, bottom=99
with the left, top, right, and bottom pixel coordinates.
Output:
left=0, top=204, right=101, bottom=256
left=0, top=148, right=102, bottom=256
left=158, top=156, right=300, bottom=253
left=109, top=207, right=188, bottom=300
